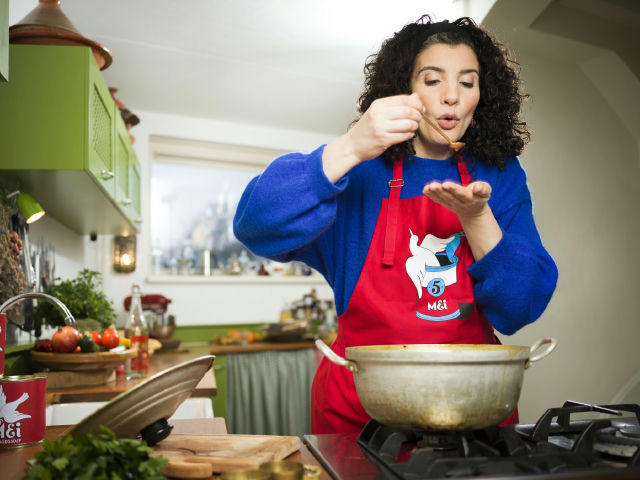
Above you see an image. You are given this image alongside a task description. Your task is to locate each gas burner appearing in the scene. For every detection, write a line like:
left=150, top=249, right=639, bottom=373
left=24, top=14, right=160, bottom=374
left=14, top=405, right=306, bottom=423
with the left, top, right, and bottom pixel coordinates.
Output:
left=348, top=402, right=640, bottom=479
left=417, top=431, right=463, bottom=451
left=612, top=422, right=640, bottom=439
left=597, top=426, right=640, bottom=446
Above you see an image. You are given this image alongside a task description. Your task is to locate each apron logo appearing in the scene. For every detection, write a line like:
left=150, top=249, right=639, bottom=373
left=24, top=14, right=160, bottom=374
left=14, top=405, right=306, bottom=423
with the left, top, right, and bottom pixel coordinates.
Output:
left=405, top=229, right=469, bottom=321
left=0, top=385, right=30, bottom=441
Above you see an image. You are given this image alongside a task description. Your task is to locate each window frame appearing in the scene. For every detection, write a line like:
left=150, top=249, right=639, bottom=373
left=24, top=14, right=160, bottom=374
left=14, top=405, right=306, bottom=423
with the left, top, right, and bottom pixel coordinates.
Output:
left=146, top=136, right=324, bottom=284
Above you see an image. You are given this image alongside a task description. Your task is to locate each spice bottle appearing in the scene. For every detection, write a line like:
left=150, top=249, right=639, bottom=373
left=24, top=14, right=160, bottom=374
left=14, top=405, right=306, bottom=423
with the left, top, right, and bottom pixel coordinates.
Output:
left=125, top=283, right=149, bottom=379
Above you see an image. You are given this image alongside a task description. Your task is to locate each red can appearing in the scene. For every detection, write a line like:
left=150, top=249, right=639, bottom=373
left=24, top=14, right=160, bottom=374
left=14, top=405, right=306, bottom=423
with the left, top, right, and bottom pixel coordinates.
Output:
left=0, top=313, right=5, bottom=375
left=0, top=375, right=47, bottom=447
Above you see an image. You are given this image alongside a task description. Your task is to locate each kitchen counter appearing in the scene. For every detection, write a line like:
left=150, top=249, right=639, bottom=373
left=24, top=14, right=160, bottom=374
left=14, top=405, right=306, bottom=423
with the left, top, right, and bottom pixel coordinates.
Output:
left=1, top=418, right=330, bottom=480
left=210, top=340, right=316, bottom=354
left=44, top=343, right=217, bottom=405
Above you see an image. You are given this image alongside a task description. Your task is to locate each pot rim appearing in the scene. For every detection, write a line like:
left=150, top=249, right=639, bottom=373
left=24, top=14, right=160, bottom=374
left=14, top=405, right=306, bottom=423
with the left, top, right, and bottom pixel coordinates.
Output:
left=345, top=343, right=531, bottom=363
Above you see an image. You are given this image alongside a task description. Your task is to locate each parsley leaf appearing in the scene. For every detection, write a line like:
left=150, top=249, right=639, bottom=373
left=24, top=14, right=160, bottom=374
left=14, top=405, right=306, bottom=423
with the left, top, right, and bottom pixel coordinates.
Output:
left=23, top=426, right=168, bottom=480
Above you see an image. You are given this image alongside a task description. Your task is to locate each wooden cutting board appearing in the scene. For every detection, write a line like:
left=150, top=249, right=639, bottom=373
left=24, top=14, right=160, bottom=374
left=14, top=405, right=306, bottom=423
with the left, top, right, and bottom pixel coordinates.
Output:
left=36, top=369, right=115, bottom=388
left=152, top=434, right=302, bottom=479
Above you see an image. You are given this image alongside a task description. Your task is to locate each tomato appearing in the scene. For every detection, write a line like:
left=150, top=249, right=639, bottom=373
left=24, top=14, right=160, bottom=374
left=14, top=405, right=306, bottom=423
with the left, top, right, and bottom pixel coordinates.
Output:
left=101, top=327, right=120, bottom=349
left=52, top=326, right=81, bottom=353
left=73, top=346, right=81, bottom=353
left=89, top=331, right=102, bottom=346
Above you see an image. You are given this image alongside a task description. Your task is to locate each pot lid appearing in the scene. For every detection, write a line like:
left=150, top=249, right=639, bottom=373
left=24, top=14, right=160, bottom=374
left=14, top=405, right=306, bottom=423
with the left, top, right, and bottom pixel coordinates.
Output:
left=67, top=355, right=215, bottom=444
left=9, top=0, right=113, bottom=71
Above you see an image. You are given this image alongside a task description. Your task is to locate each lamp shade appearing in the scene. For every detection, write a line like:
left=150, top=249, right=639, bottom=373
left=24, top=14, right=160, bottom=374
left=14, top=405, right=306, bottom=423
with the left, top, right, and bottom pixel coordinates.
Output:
left=16, top=192, right=45, bottom=223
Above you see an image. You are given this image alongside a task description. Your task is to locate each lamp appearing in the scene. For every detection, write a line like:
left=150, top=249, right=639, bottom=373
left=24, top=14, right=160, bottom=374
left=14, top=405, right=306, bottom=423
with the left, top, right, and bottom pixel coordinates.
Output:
left=113, top=235, right=136, bottom=273
left=7, top=190, right=45, bottom=224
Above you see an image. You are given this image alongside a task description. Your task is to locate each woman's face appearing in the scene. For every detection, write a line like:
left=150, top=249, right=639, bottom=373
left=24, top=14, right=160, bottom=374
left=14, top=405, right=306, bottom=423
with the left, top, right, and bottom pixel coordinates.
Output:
left=410, top=42, right=480, bottom=159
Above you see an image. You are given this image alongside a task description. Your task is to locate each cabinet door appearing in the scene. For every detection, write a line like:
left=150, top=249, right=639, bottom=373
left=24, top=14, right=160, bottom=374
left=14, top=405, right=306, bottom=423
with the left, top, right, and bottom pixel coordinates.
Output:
left=88, top=64, right=116, bottom=196
left=115, top=113, right=142, bottom=225
left=115, top=116, right=131, bottom=210
left=129, top=158, right=141, bottom=224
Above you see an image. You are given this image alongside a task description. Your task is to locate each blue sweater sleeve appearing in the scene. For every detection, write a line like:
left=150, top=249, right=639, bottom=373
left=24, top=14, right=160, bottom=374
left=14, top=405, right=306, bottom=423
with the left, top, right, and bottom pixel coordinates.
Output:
left=233, top=145, right=344, bottom=267
left=468, top=160, right=558, bottom=335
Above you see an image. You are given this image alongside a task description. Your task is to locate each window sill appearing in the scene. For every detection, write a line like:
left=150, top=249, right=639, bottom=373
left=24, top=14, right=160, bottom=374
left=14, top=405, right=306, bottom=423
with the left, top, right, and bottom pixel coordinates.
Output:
left=145, top=273, right=327, bottom=285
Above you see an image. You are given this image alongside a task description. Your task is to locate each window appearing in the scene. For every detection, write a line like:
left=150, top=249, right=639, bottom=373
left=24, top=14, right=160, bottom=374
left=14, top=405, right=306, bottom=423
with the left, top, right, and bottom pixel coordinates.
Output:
left=149, top=136, right=285, bottom=276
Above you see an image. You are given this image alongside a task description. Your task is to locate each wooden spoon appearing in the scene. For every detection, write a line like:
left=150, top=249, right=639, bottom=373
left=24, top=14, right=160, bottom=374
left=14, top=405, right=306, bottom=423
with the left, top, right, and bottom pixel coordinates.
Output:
left=421, top=113, right=465, bottom=152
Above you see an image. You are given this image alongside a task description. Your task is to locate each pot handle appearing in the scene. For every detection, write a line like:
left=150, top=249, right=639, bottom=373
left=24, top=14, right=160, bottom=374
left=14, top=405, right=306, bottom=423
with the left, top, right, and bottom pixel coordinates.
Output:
left=525, top=337, right=557, bottom=369
left=315, top=339, right=358, bottom=372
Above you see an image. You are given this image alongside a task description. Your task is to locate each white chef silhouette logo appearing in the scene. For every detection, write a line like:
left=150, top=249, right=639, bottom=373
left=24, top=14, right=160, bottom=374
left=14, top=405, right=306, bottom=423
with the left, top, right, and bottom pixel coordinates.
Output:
left=405, top=229, right=472, bottom=321
left=0, top=385, right=31, bottom=424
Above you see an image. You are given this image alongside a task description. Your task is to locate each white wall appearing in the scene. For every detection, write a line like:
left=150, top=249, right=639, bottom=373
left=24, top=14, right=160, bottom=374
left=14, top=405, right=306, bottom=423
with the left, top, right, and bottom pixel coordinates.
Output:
left=495, top=51, right=640, bottom=421
left=27, top=216, right=86, bottom=281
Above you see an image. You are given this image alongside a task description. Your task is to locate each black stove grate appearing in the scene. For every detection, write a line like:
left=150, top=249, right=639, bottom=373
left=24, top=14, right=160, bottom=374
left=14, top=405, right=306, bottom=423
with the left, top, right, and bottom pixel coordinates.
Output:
left=356, top=401, right=640, bottom=480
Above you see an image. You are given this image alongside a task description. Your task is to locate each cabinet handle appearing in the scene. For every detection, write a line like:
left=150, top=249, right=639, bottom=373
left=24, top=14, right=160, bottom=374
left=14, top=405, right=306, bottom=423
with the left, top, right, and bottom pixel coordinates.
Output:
left=134, top=218, right=143, bottom=223
left=99, top=169, right=114, bottom=180
left=120, top=198, right=132, bottom=206
left=213, top=365, right=225, bottom=371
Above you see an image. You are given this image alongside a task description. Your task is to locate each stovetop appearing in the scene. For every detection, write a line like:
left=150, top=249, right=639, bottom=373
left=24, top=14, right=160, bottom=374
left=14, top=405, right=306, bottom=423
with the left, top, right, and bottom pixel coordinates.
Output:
left=303, top=401, right=640, bottom=480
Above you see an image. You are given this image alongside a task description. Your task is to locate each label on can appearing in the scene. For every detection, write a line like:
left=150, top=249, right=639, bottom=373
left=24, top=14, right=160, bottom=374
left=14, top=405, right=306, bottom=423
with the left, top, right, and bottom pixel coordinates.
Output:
left=0, top=375, right=46, bottom=447
left=130, top=334, right=149, bottom=373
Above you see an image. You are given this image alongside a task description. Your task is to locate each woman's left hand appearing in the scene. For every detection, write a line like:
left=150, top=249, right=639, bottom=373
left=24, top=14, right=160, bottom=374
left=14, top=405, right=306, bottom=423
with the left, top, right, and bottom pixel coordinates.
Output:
left=422, top=180, right=491, bottom=220
left=423, top=180, right=501, bottom=260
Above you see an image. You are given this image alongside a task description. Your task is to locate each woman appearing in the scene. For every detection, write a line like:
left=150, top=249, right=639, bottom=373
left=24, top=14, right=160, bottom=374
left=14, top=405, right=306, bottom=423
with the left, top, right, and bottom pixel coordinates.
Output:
left=233, top=15, right=558, bottom=434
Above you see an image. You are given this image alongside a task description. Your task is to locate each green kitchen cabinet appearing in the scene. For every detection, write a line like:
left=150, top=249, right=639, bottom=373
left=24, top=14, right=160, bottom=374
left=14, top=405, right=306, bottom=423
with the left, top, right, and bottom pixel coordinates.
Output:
left=0, top=44, right=140, bottom=234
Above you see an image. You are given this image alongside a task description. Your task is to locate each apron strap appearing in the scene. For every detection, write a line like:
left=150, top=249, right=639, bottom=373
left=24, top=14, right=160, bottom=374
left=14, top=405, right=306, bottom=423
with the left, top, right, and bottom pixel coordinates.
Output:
left=382, top=158, right=404, bottom=267
left=456, top=155, right=472, bottom=186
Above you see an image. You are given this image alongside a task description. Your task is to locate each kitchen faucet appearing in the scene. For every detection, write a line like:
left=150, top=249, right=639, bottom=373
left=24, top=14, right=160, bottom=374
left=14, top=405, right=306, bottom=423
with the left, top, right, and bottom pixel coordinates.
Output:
left=0, top=292, right=75, bottom=326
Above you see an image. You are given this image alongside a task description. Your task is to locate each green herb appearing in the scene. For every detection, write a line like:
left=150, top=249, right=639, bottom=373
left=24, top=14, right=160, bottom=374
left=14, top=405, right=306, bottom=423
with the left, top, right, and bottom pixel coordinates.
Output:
left=32, top=269, right=116, bottom=330
left=23, top=426, right=168, bottom=480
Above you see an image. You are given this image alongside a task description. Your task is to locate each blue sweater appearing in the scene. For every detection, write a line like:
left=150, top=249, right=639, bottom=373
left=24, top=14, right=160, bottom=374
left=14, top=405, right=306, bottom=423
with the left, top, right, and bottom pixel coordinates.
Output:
left=234, top=145, right=558, bottom=335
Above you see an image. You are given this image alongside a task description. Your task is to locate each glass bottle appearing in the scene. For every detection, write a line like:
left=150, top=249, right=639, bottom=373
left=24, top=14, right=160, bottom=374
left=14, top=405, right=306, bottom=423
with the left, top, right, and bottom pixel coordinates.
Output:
left=125, top=283, right=149, bottom=379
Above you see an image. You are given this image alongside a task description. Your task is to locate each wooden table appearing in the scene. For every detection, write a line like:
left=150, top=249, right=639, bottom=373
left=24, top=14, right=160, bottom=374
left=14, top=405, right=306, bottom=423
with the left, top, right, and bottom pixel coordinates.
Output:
left=45, top=344, right=217, bottom=405
left=1, top=418, right=330, bottom=480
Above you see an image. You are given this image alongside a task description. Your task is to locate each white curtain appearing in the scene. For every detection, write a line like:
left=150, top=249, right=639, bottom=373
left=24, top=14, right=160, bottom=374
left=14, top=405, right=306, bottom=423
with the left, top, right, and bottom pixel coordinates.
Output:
left=226, top=348, right=315, bottom=436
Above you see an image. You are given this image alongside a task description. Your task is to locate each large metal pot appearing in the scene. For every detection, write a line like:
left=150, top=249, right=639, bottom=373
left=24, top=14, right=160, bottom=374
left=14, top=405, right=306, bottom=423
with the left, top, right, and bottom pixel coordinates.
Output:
left=316, top=337, right=556, bottom=430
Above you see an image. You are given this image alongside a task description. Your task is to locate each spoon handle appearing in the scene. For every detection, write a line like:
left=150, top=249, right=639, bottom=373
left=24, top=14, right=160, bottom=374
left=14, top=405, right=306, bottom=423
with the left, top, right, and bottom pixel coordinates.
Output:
left=421, top=113, right=465, bottom=152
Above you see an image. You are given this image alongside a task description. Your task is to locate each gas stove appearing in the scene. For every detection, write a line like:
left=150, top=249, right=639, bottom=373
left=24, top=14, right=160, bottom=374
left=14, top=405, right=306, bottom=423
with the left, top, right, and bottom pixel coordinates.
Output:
left=303, top=401, right=640, bottom=480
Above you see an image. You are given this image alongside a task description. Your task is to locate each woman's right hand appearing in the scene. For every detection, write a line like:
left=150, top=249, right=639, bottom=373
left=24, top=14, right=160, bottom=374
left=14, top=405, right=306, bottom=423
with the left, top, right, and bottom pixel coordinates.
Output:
left=322, top=93, right=424, bottom=183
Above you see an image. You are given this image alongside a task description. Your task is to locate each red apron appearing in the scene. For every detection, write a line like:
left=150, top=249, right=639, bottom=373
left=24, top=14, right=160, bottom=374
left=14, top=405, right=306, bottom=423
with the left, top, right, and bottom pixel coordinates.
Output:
left=311, top=155, right=518, bottom=434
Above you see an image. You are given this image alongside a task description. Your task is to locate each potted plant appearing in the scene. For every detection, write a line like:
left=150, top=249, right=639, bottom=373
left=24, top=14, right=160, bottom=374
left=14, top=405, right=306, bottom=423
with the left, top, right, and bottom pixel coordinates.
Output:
left=32, top=269, right=116, bottom=333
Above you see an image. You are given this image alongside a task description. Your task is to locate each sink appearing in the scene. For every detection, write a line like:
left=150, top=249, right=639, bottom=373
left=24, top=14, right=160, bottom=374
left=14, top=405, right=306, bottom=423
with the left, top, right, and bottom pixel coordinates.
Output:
left=46, top=397, right=214, bottom=426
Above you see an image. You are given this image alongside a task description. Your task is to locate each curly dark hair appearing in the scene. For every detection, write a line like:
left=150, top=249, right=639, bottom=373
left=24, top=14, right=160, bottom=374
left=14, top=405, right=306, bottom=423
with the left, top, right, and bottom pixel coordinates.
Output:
left=357, top=15, right=530, bottom=168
